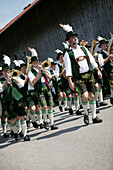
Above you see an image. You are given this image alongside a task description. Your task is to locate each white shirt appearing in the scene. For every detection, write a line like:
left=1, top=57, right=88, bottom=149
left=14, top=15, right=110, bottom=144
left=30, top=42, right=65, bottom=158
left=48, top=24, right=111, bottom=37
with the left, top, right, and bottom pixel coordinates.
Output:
left=64, top=45, right=98, bottom=77
left=28, top=67, right=49, bottom=91
left=0, top=82, right=3, bottom=92
left=55, top=63, right=63, bottom=81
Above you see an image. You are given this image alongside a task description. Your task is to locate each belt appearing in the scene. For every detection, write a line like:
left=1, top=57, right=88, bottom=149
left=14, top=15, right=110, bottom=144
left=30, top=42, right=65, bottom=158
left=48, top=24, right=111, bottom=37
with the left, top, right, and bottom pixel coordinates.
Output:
left=29, top=90, right=35, bottom=93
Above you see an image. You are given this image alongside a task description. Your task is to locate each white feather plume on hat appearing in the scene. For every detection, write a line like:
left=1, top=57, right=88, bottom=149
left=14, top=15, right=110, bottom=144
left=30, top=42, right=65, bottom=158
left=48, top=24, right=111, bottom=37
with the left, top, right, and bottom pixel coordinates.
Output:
left=0, top=67, right=2, bottom=71
left=55, top=49, right=63, bottom=54
left=62, top=42, right=69, bottom=49
left=18, top=60, right=25, bottom=65
left=3, top=54, right=11, bottom=66
left=48, top=57, right=53, bottom=62
left=59, top=24, right=73, bottom=32
left=13, top=60, right=20, bottom=67
left=97, top=36, right=105, bottom=41
left=28, top=47, right=38, bottom=57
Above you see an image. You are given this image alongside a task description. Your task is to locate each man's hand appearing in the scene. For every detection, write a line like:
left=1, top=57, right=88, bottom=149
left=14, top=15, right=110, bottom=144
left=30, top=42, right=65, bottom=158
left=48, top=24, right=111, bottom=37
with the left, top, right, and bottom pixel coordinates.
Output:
left=97, top=70, right=102, bottom=79
left=68, top=76, right=75, bottom=91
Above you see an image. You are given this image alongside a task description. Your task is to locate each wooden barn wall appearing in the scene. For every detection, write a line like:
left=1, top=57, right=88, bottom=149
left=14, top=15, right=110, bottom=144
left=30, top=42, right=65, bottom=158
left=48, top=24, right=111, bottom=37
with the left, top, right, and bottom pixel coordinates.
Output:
left=0, top=0, right=113, bottom=63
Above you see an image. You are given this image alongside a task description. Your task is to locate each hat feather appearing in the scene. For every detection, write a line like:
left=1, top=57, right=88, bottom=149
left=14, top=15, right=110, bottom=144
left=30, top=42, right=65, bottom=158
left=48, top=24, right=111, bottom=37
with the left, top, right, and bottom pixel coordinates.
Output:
left=59, top=24, right=73, bottom=32
left=28, top=47, right=38, bottom=57
left=55, top=49, right=63, bottom=54
left=0, top=67, right=2, bottom=71
left=13, top=60, right=20, bottom=67
left=48, top=57, right=53, bottom=62
left=18, top=60, right=25, bottom=65
left=3, top=54, right=11, bottom=66
left=97, top=36, right=105, bottom=41
left=62, top=42, right=69, bottom=49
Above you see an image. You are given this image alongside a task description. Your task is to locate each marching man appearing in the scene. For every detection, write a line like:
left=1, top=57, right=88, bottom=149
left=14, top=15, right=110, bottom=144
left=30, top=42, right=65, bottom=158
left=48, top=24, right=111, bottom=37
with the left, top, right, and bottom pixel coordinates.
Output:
left=60, top=24, right=103, bottom=125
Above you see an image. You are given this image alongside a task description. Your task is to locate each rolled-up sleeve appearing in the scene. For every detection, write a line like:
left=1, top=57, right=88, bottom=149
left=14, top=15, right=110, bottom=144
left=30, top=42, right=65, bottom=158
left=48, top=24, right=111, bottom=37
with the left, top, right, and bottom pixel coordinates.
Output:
left=98, top=53, right=104, bottom=66
left=0, top=83, right=3, bottom=92
left=13, top=77, right=25, bottom=88
left=64, top=52, right=72, bottom=77
left=55, top=65, right=60, bottom=81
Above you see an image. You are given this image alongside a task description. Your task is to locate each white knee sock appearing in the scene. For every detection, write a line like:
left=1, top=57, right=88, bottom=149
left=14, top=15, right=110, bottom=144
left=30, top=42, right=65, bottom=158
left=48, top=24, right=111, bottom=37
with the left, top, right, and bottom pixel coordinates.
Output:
left=1, top=119, right=7, bottom=134
left=30, top=111, right=36, bottom=122
left=64, top=97, right=67, bottom=108
left=42, top=109, right=47, bottom=122
left=36, top=110, right=43, bottom=124
left=20, top=120, right=27, bottom=137
left=95, top=89, right=99, bottom=101
left=89, top=100, right=96, bottom=119
left=16, top=119, right=21, bottom=133
left=48, top=110, right=54, bottom=126
left=82, top=100, right=89, bottom=115
left=98, top=89, right=103, bottom=102
left=9, top=123, right=18, bottom=134
left=74, top=97, right=79, bottom=110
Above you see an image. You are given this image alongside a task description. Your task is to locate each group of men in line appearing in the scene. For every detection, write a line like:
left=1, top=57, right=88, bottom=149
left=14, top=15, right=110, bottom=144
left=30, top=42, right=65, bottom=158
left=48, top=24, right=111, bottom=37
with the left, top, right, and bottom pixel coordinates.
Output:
left=0, top=24, right=113, bottom=142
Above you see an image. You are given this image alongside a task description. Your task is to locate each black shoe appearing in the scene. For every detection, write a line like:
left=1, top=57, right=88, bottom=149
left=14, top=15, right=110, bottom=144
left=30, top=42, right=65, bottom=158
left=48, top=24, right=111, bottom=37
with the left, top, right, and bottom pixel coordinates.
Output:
left=32, top=122, right=38, bottom=128
left=96, top=109, right=100, bottom=114
left=92, top=116, right=103, bottom=123
left=19, top=131, right=24, bottom=137
left=26, top=120, right=30, bottom=128
left=69, top=108, right=74, bottom=115
left=4, top=133, right=9, bottom=138
left=51, top=124, right=58, bottom=130
left=64, top=107, right=69, bottom=111
left=76, top=110, right=82, bottom=115
left=80, top=105, right=83, bottom=109
left=14, top=133, right=19, bottom=141
left=24, top=135, right=31, bottom=141
left=59, top=106, right=63, bottom=112
left=110, top=97, right=113, bottom=105
left=96, top=101, right=100, bottom=108
left=100, top=101, right=107, bottom=106
left=44, top=122, right=49, bottom=130
left=84, top=114, right=89, bottom=125
left=40, top=123, right=44, bottom=129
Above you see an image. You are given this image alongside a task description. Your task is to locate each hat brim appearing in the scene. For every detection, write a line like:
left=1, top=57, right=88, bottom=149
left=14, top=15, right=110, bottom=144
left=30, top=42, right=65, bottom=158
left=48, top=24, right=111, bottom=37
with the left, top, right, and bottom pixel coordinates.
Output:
left=99, top=40, right=109, bottom=48
left=65, top=33, right=78, bottom=41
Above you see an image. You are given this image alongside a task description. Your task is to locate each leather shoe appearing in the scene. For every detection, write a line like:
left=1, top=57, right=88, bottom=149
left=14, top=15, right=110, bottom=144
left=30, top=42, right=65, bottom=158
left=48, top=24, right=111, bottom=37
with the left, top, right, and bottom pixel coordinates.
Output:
left=69, top=108, right=74, bottom=115
left=51, top=124, right=58, bottom=130
left=76, top=110, right=82, bottom=115
left=100, top=101, right=107, bottom=106
left=24, top=135, right=31, bottom=141
left=40, top=123, right=44, bottom=129
left=32, top=122, right=38, bottom=128
left=92, top=116, right=103, bottom=123
left=84, top=114, right=89, bottom=125
left=44, top=122, right=49, bottom=130
left=19, top=131, right=24, bottom=137
left=64, top=107, right=69, bottom=111
left=59, top=106, right=63, bottom=112
left=4, top=133, right=9, bottom=138
left=14, top=133, right=19, bottom=142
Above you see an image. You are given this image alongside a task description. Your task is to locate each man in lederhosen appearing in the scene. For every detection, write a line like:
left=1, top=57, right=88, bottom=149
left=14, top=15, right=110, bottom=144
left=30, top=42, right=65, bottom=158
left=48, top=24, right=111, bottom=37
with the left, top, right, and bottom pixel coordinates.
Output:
left=60, top=24, right=103, bottom=125
left=28, top=53, right=58, bottom=130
